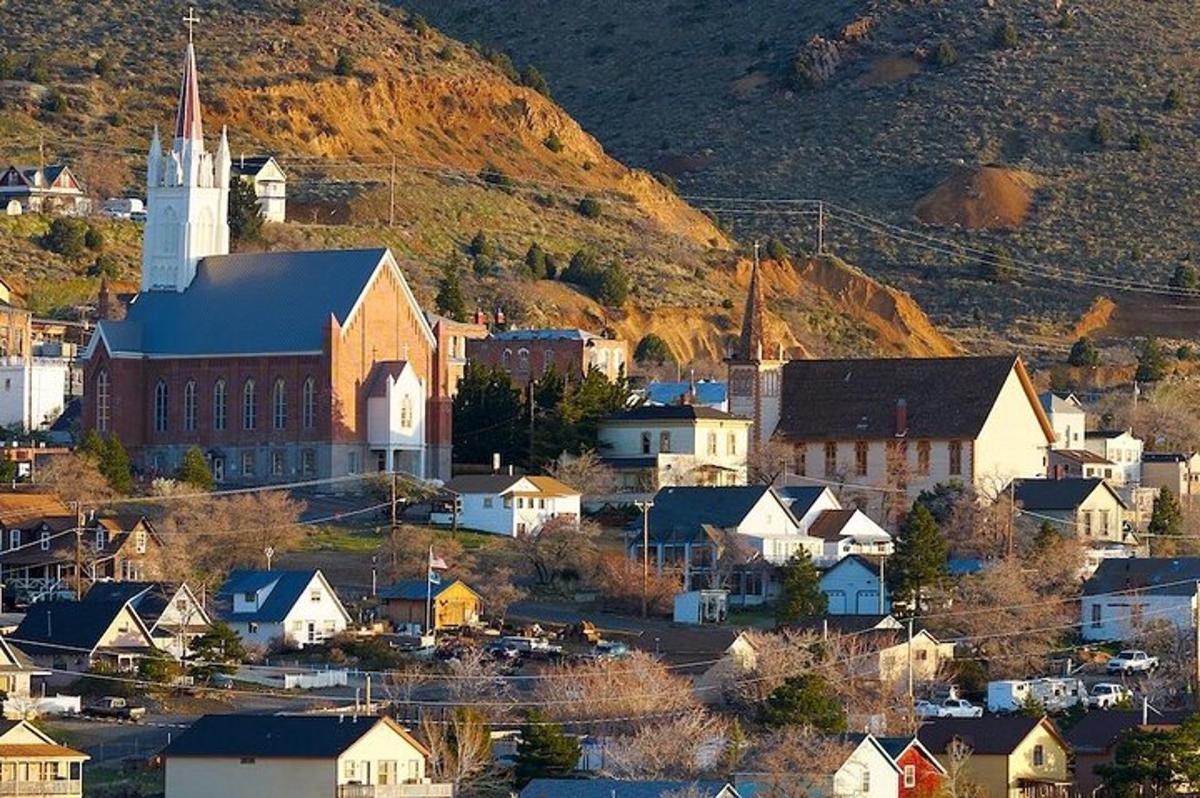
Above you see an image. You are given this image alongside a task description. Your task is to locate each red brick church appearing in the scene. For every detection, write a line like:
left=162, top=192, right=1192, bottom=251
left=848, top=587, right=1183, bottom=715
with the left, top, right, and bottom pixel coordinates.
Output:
left=82, top=34, right=451, bottom=484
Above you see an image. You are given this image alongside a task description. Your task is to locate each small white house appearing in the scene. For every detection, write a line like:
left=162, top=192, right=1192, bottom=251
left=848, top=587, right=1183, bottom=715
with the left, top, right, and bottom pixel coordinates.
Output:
left=1085, top=429, right=1144, bottom=486
left=736, top=733, right=900, bottom=798
left=230, top=155, right=287, bottom=222
left=434, top=474, right=581, bottom=537
left=598, top=405, right=752, bottom=491
left=807, top=508, right=893, bottom=565
left=216, top=569, right=350, bottom=649
left=1011, top=478, right=1131, bottom=545
left=85, top=581, right=212, bottom=659
left=1039, top=391, right=1087, bottom=451
left=1081, top=557, right=1200, bottom=642
left=819, top=555, right=891, bottom=616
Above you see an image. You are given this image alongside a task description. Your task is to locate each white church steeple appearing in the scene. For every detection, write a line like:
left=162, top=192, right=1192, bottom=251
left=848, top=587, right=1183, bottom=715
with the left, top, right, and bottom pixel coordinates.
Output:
left=141, top=8, right=230, bottom=293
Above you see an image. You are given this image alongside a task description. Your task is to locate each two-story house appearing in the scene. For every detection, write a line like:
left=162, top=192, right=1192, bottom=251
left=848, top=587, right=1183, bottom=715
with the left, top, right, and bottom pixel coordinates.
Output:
left=432, top=474, right=581, bottom=536
left=1011, top=478, right=1131, bottom=545
left=468, top=328, right=628, bottom=383
left=1080, top=557, right=1200, bottom=642
left=1047, top=449, right=1117, bottom=481
left=1141, top=452, right=1200, bottom=503
left=1038, top=392, right=1087, bottom=451
left=1085, top=429, right=1143, bottom=486
left=83, top=582, right=212, bottom=658
left=598, top=405, right=752, bottom=490
left=0, top=720, right=88, bottom=798
left=162, top=714, right=451, bottom=798
left=736, top=733, right=901, bottom=798
left=215, top=569, right=351, bottom=649
left=11, top=597, right=158, bottom=671
left=918, top=716, right=1071, bottom=798
left=229, top=155, right=286, bottom=223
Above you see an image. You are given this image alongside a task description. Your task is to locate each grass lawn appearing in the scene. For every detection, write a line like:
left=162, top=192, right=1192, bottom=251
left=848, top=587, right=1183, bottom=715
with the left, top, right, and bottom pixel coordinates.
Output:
left=84, top=765, right=163, bottom=797
left=728, top=603, right=779, bottom=629
left=303, top=524, right=500, bottom=554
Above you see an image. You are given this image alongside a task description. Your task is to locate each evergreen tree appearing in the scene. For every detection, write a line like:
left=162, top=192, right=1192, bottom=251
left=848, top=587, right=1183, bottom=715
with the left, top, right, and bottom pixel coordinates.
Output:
left=79, top=429, right=105, bottom=461
left=1068, top=336, right=1101, bottom=367
left=765, top=237, right=789, bottom=262
left=1148, top=487, right=1183, bottom=538
left=228, top=177, right=264, bottom=246
left=760, top=673, right=847, bottom=732
left=1136, top=337, right=1169, bottom=382
left=176, top=446, right=214, bottom=490
left=190, top=622, right=247, bottom=681
left=633, top=334, right=672, bottom=365
left=1099, top=716, right=1200, bottom=797
left=1169, top=263, right=1198, bottom=291
left=514, top=709, right=580, bottom=786
left=100, top=434, right=132, bottom=494
left=914, top=480, right=966, bottom=525
left=452, top=363, right=524, bottom=466
left=435, top=264, right=468, bottom=321
left=524, top=243, right=548, bottom=279
left=775, top=549, right=827, bottom=624
left=887, top=502, right=948, bottom=613
left=1033, top=520, right=1062, bottom=553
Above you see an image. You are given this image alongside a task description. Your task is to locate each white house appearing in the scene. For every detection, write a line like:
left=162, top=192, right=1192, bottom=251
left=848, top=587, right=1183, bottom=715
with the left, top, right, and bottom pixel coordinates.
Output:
left=365, top=361, right=427, bottom=476
left=1039, top=391, right=1087, bottom=451
left=819, top=555, right=891, bottom=616
left=0, top=637, right=47, bottom=707
left=1048, top=449, right=1117, bottom=482
left=0, top=720, right=88, bottom=798
left=736, top=733, right=900, bottom=798
left=807, top=509, right=893, bottom=565
left=1085, top=429, right=1144, bottom=486
left=1081, top=557, right=1200, bottom=642
left=598, top=405, right=752, bottom=491
left=230, top=155, right=286, bottom=223
left=1011, top=478, right=1132, bottom=545
left=216, top=569, right=350, bottom=649
left=84, top=582, right=212, bottom=659
left=433, top=474, right=581, bottom=537
left=162, top=714, right=450, bottom=798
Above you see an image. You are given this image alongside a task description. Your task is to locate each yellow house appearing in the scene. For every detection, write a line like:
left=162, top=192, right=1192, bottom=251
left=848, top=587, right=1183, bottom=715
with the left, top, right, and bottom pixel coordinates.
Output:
left=378, top=578, right=482, bottom=631
left=163, top=714, right=452, bottom=798
left=918, top=716, right=1071, bottom=798
left=0, top=719, right=89, bottom=798
left=876, top=628, right=957, bottom=685
left=12, top=597, right=157, bottom=672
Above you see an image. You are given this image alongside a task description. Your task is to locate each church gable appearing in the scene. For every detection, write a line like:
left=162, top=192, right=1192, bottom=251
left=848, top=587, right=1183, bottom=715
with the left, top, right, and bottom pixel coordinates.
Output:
left=339, top=251, right=436, bottom=351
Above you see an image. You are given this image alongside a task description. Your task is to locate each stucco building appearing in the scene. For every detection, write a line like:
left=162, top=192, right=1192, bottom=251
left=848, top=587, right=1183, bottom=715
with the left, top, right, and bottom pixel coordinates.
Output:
left=467, top=328, right=628, bottom=383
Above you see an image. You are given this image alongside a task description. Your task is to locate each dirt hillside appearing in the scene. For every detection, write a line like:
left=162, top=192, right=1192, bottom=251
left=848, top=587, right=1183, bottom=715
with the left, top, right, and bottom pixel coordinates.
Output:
left=914, top=166, right=1038, bottom=230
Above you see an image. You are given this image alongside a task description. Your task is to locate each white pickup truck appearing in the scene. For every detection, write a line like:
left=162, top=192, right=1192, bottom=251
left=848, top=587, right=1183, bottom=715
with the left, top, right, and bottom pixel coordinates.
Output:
left=915, top=698, right=984, bottom=718
left=1106, top=650, right=1159, bottom=674
left=1088, top=683, right=1133, bottom=709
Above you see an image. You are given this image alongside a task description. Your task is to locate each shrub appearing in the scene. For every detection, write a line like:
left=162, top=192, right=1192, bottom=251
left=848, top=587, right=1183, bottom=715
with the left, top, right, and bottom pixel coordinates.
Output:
left=1169, top=263, right=1198, bottom=291
left=1177, top=344, right=1194, bottom=361
left=1164, top=86, right=1184, bottom=112
left=41, top=88, right=67, bottom=113
left=42, top=218, right=88, bottom=257
left=979, top=247, right=1015, bottom=283
left=84, top=225, right=104, bottom=251
left=1131, top=130, right=1152, bottom=153
left=334, top=50, right=355, bottom=76
left=634, top=334, right=673, bottom=365
left=721, top=298, right=734, bottom=310
left=654, top=172, right=678, bottom=194
left=993, top=19, right=1018, bottom=49
left=437, top=44, right=455, bottom=61
left=935, top=40, right=959, bottom=67
left=24, top=56, right=48, bottom=83
left=543, top=131, right=564, bottom=153
left=543, top=253, right=561, bottom=280
left=93, top=54, right=114, bottom=80
left=486, top=50, right=519, bottom=82
left=1136, top=337, right=1169, bottom=382
left=289, top=0, right=311, bottom=25
left=88, top=254, right=120, bottom=279
left=525, top=243, right=548, bottom=279
left=0, top=53, right=14, bottom=81
left=576, top=195, right=602, bottom=219
left=1090, top=117, right=1112, bottom=147
left=521, top=65, right=550, bottom=97
left=409, top=14, right=429, bottom=36
left=468, top=230, right=495, bottom=260
left=765, top=237, right=789, bottom=262
left=1067, top=336, right=1100, bottom=367
left=562, top=248, right=629, bottom=305
left=785, top=55, right=817, bottom=91
left=1056, top=10, right=1075, bottom=29
left=479, top=162, right=514, bottom=188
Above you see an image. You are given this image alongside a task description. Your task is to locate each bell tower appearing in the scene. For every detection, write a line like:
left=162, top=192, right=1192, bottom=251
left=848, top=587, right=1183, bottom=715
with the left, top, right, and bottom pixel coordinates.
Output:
left=141, top=8, right=230, bottom=293
left=727, top=245, right=784, bottom=445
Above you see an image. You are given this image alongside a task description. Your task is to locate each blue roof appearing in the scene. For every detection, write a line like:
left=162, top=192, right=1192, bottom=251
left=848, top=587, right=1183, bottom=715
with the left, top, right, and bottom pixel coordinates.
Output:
left=775, top=485, right=829, bottom=517
left=521, top=780, right=734, bottom=798
left=645, top=381, right=727, bottom=406
left=216, top=569, right=330, bottom=623
left=645, top=485, right=787, bottom=543
left=378, top=578, right=468, bottom=601
left=96, top=248, right=389, bottom=356
left=491, top=328, right=596, bottom=342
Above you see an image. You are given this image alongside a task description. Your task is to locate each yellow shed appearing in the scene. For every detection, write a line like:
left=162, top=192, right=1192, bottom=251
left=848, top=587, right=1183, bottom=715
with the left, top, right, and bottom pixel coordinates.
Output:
left=378, top=578, right=482, bottom=631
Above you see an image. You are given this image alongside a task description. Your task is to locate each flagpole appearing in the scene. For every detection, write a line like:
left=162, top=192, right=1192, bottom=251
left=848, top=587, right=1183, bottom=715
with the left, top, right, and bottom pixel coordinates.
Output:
left=425, top=545, right=433, bottom=635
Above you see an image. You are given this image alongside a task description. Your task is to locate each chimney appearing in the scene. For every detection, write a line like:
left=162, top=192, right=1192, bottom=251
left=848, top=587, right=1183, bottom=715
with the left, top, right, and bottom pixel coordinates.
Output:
left=894, top=399, right=908, bottom=437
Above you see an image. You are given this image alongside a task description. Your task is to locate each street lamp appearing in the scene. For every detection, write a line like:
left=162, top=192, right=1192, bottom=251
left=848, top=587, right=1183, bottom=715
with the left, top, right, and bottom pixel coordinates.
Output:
left=633, top=499, right=654, bottom=618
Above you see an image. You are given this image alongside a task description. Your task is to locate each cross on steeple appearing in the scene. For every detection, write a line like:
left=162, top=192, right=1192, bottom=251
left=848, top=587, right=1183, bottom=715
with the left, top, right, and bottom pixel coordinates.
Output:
left=183, top=6, right=200, bottom=43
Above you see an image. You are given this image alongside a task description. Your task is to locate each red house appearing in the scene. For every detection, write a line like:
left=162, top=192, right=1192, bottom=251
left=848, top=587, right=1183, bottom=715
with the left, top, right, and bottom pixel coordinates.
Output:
left=877, top=736, right=945, bottom=798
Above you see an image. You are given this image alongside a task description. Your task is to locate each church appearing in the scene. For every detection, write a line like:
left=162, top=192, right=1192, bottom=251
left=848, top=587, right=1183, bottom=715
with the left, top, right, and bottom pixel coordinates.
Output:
left=82, top=34, right=451, bottom=484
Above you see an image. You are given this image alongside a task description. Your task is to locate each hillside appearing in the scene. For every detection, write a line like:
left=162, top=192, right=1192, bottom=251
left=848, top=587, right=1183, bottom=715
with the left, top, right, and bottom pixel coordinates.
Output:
left=0, top=0, right=955, bottom=362
left=403, top=0, right=1200, bottom=350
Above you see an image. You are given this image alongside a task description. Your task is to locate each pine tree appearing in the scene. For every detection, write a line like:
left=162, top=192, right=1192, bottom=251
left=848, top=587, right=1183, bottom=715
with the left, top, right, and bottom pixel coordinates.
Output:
left=775, top=549, right=827, bottom=624
left=514, top=709, right=580, bottom=786
left=228, top=178, right=264, bottom=246
left=435, top=264, right=468, bottom=322
left=760, top=673, right=847, bottom=732
left=1067, top=336, right=1100, bottom=367
left=1149, top=487, right=1183, bottom=538
left=79, top=429, right=105, bottom=461
left=1033, top=520, right=1061, bottom=553
left=1136, top=337, right=1169, bottom=382
left=100, top=434, right=132, bottom=494
left=177, top=446, right=214, bottom=490
left=887, top=502, right=948, bottom=614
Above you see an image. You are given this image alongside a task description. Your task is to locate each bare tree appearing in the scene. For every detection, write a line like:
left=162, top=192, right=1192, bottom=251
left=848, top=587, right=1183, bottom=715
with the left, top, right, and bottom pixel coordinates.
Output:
left=380, top=524, right=476, bottom=583
left=420, top=708, right=508, bottom=795
left=381, top=661, right=433, bottom=707
left=938, top=739, right=984, bottom=798
left=1134, top=619, right=1195, bottom=708
left=603, top=709, right=729, bottom=780
left=474, top=565, right=526, bottom=626
left=515, top=515, right=597, bottom=588
left=717, top=629, right=821, bottom=707
left=444, top=647, right=512, bottom=710
left=532, top=652, right=698, bottom=724
left=748, top=439, right=796, bottom=485
left=547, top=449, right=617, bottom=498
left=592, top=551, right=682, bottom=616
left=36, top=454, right=115, bottom=507
left=739, top=728, right=856, bottom=798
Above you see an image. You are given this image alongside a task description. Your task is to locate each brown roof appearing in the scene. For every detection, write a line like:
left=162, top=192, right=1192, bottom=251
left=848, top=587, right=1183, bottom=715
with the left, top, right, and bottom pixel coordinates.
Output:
left=1064, top=710, right=1189, bottom=754
left=776, top=356, right=1053, bottom=442
left=524, top=476, right=579, bottom=497
left=0, top=493, right=70, bottom=526
left=0, top=744, right=87, bottom=759
left=919, top=716, right=1066, bottom=756
left=807, top=509, right=858, bottom=541
left=1050, top=449, right=1113, bottom=465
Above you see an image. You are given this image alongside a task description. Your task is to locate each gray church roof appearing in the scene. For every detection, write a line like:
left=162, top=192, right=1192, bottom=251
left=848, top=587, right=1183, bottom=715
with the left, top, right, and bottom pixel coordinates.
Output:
left=94, top=248, right=389, bottom=356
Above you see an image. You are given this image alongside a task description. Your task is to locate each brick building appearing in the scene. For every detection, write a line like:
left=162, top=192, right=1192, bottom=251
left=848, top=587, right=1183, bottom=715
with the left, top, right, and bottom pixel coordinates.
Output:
left=467, top=328, right=628, bottom=384
left=80, top=36, right=450, bottom=483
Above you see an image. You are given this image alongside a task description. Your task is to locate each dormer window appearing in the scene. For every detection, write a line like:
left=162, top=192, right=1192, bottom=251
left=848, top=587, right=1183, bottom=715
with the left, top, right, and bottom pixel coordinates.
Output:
left=310, top=589, right=321, bottom=603
left=39, top=531, right=50, bottom=551
left=95, top=530, right=106, bottom=550
left=243, top=592, right=257, bottom=604
left=8, top=530, right=18, bottom=550
left=135, top=530, right=147, bottom=554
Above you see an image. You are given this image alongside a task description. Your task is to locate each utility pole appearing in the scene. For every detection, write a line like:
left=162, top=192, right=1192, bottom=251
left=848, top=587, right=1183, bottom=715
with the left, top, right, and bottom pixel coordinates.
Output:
left=907, top=616, right=915, bottom=707
left=389, top=471, right=398, bottom=532
left=817, top=201, right=826, bottom=256
left=1007, top=480, right=1016, bottom=559
left=73, top=502, right=83, bottom=599
left=388, top=155, right=397, bottom=227
left=1194, top=581, right=1199, bottom=694
left=878, top=557, right=886, bottom=615
left=635, top=500, right=654, bottom=618
left=528, top=384, right=536, bottom=465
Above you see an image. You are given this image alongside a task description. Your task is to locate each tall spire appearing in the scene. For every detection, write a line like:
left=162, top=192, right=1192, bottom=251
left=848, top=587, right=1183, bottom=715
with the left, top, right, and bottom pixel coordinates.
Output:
left=738, top=243, right=767, bottom=361
left=174, top=41, right=204, bottom=143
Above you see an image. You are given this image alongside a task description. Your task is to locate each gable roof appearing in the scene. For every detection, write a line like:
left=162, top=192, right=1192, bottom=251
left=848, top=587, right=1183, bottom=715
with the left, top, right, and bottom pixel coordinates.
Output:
left=1038, top=391, right=1085, bottom=414
left=378, top=577, right=479, bottom=602
left=1064, top=710, right=1190, bottom=753
left=646, top=485, right=790, bottom=543
left=523, top=476, right=579, bottom=497
left=627, top=626, right=748, bottom=673
left=774, top=486, right=833, bottom=518
left=1049, top=449, right=1112, bottom=465
left=230, top=155, right=282, bottom=178
left=1083, top=557, right=1200, bottom=597
left=521, top=780, right=737, bottom=798
left=1143, top=452, right=1196, bottom=464
left=84, top=582, right=211, bottom=629
left=776, top=356, right=1053, bottom=443
left=490, top=328, right=605, bottom=342
left=443, top=474, right=523, bottom=495
left=819, top=554, right=884, bottom=580
left=918, top=716, right=1065, bottom=756
left=91, top=248, right=434, bottom=357
left=807, top=509, right=859, bottom=541
left=604, top=405, right=743, bottom=423
left=0, top=493, right=70, bottom=527
left=1011, top=478, right=1125, bottom=511
left=216, top=569, right=348, bottom=624
left=12, top=598, right=154, bottom=656
left=873, top=736, right=947, bottom=774
left=785, top=614, right=901, bottom=635
left=365, top=360, right=411, bottom=398
left=1086, top=429, right=1132, bottom=440
left=163, top=714, right=425, bottom=759
left=0, top=636, right=42, bottom=674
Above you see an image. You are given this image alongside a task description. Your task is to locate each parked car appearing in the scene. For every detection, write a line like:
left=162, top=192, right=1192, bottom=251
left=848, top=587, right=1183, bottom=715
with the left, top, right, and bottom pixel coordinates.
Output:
left=83, top=697, right=146, bottom=721
left=915, top=698, right=983, bottom=718
left=1088, top=683, right=1133, bottom=709
left=483, top=641, right=521, bottom=661
left=1106, top=650, right=1159, bottom=674
left=591, top=641, right=630, bottom=659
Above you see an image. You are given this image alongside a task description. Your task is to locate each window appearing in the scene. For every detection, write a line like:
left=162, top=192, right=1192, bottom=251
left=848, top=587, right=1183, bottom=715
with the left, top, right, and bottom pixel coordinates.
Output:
left=183, top=380, right=196, bottom=432
left=727, top=432, right=737, bottom=456
left=707, top=431, right=718, bottom=456
left=378, top=761, right=398, bottom=786
left=7, top=530, right=17, bottom=549
left=95, top=529, right=106, bottom=550
left=348, top=452, right=359, bottom=474
left=543, top=349, right=554, bottom=372
left=824, top=442, right=837, bottom=477
left=400, top=395, right=413, bottom=429
left=1091, top=603, right=1102, bottom=627
left=243, top=592, right=257, bottom=603
left=904, top=765, right=916, bottom=788
left=213, top=379, right=227, bottom=431
left=301, top=449, right=315, bottom=477
left=917, top=440, right=931, bottom=475
left=272, top=379, right=287, bottom=430
left=503, top=496, right=513, bottom=509
left=96, top=369, right=110, bottom=432
left=1083, top=512, right=1093, bottom=537
left=948, top=440, right=963, bottom=475
left=243, top=379, right=257, bottom=430
left=518, top=348, right=529, bottom=371
left=793, top=445, right=806, bottom=476
left=502, top=349, right=512, bottom=370
left=39, top=530, right=49, bottom=551
left=659, top=431, right=672, bottom=453
left=483, top=497, right=493, bottom=508
left=271, top=451, right=285, bottom=477
left=310, top=589, right=322, bottom=603
left=239, top=757, right=256, bottom=765
left=241, top=450, right=256, bottom=477
left=135, top=529, right=147, bottom=553
left=854, top=441, right=868, bottom=476
left=153, top=379, right=168, bottom=432
left=302, top=377, right=316, bottom=429
left=641, top=432, right=651, bottom=455
left=1033, top=744, right=1045, bottom=767
left=343, top=760, right=358, bottom=782
left=861, top=770, right=870, bottom=793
